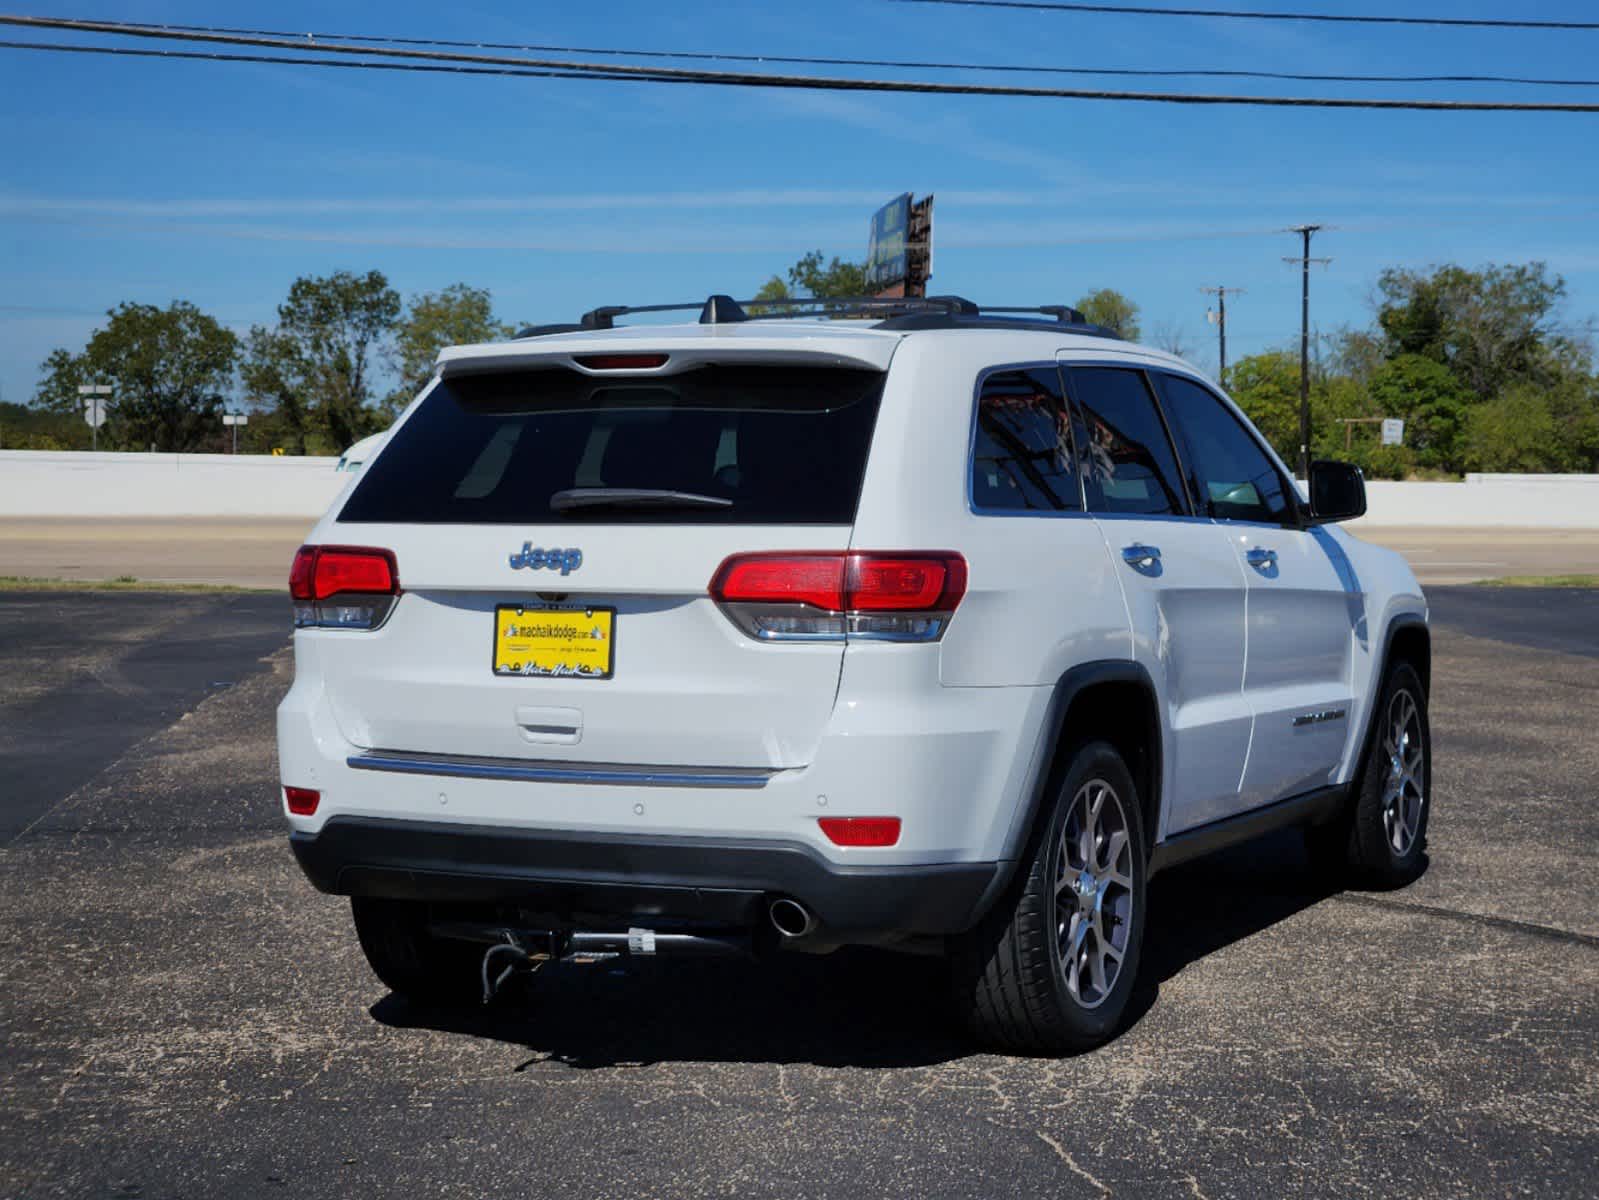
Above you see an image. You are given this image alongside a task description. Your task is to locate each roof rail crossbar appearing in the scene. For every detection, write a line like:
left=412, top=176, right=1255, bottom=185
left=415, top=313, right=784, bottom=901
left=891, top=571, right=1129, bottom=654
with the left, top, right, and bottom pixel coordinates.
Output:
left=513, top=294, right=1116, bottom=341
left=983, top=304, right=1089, bottom=325
left=737, top=294, right=978, bottom=317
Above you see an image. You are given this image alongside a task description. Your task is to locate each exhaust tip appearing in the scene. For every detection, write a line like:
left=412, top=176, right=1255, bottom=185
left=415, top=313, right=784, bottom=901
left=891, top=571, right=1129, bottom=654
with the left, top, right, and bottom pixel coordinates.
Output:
left=769, top=898, right=814, bottom=939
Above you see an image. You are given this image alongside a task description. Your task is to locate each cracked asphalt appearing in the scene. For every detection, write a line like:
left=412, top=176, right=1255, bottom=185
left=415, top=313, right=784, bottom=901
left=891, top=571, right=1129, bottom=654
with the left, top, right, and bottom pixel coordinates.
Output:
left=1, top=587, right=1595, bottom=1199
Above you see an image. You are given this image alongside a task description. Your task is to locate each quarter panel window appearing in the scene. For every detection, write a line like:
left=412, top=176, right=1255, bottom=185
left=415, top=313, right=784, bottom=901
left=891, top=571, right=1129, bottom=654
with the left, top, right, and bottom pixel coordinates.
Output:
left=970, top=367, right=1081, bottom=512
left=1157, top=373, right=1294, bottom=525
left=1068, top=367, right=1188, bottom=516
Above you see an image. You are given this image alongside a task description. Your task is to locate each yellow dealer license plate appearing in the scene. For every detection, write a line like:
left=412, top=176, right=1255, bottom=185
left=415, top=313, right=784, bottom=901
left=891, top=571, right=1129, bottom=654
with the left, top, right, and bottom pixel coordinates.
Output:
left=493, top=605, right=615, bottom=679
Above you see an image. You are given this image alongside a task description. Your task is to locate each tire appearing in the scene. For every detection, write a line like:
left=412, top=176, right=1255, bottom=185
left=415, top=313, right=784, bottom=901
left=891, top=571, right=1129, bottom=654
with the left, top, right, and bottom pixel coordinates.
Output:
left=351, top=897, right=483, bottom=1007
left=951, top=740, right=1147, bottom=1054
left=1305, top=661, right=1431, bottom=890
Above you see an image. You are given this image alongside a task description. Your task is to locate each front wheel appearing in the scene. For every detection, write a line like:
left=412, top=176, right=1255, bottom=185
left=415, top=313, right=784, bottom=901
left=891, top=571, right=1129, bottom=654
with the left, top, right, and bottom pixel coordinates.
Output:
left=951, top=740, right=1147, bottom=1054
left=1306, top=661, right=1431, bottom=889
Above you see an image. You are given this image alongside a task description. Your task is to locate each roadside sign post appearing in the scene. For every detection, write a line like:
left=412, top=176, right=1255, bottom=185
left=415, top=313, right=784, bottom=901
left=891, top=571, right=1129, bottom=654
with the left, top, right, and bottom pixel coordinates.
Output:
left=78, top=383, right=112, bottom=452
left=221, top=412, right=248, bottom=455
left=1381, top=418, right=1405, bottom=447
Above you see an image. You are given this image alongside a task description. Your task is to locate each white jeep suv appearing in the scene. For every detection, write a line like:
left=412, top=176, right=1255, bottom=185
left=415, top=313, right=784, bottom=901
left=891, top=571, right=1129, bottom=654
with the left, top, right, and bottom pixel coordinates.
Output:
left=278, top=295, right=1431, bottom=1052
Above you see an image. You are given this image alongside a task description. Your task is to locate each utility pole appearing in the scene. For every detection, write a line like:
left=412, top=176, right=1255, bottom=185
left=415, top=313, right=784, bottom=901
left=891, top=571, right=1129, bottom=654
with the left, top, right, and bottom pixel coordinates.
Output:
left=1285, top=226, right=1331, bottom=480
left=1200, top=286, right=1244, bottom=388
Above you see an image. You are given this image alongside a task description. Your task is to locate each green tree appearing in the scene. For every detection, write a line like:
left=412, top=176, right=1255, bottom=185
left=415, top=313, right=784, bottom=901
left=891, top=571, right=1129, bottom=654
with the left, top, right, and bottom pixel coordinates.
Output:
left=387, top=284, right=512, bottom=413
left=1365, top=354, right=1470, bottom=472
left=1075, top=289, right=1141, bottom=341
left=32, top=301, right=237, bottom=451
left=1461, top=386, right=1562, bottom=473
left=1226, top=351, right=1302, bottom=463
left=0, top=400, right=89, bottom=450
left=748, top=274, right=793, bottom=316
left=1375, top=262, right=1568, bottom=403
left=241, top=270, right=400, bottom=454
left=785, top=250, right=867, bottom=299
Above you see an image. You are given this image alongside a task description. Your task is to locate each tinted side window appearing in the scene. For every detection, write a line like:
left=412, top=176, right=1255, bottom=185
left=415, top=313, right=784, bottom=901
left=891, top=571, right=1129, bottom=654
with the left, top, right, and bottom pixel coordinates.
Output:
left=1157, top=374, right=1293, bottom=524
left=970, top=367, right=1081, bottom=512
left=1068, top=367, right=1188, bottom=516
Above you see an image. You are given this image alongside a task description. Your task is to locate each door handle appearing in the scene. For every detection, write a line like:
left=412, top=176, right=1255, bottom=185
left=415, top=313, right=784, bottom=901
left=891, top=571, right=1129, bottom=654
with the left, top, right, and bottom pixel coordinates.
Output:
left=1121, top=544, right=1162, bottom=572
left=1245, top=547, right=1279, bottom=570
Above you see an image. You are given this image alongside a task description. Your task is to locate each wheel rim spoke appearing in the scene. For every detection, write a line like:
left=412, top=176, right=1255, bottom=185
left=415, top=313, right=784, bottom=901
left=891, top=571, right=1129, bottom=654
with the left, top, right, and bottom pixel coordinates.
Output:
left=1055, top=776, right=1135, bottom=1010
left=1381, top=689, right=1426, bottom=856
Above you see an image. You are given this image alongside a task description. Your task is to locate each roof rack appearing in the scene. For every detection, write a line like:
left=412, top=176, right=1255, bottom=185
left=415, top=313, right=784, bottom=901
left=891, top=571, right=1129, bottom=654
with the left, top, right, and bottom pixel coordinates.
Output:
left=511, top=294, right=1120, bottom=340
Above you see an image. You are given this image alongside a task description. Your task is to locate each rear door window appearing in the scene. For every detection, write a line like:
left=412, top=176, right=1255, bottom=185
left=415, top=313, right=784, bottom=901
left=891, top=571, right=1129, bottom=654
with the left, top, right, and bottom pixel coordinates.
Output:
left=1066, top=367, right=1190, bottom=516
left=970, top=367, right=1081, bottom=512
left=1155, top=373, right=1295, bottom=525
left=338, top=363, right=885, bottom=525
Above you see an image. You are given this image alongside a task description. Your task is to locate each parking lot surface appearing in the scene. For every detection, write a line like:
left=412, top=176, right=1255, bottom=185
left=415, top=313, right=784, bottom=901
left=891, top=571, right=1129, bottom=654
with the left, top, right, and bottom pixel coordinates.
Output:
left=1, top=588, right=1596, bottom=1198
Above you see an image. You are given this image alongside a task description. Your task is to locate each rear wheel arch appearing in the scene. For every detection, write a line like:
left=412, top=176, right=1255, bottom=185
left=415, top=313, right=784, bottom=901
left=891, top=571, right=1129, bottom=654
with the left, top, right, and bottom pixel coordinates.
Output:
left=1005, top=662, right=1164, bottom=874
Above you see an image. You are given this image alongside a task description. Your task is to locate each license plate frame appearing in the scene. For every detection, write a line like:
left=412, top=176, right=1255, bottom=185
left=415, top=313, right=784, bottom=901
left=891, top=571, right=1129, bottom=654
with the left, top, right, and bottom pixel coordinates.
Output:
left=492, top=604, right=616, bottom=680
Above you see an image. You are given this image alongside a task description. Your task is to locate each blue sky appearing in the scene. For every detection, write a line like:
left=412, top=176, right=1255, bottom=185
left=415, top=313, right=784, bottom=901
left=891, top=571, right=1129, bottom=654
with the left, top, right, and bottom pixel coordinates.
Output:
left=4, top=0, right=1599, bottom=406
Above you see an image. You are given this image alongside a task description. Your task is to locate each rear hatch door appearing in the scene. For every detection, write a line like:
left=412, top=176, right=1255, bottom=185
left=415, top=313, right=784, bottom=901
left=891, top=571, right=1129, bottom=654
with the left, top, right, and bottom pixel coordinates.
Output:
left=313, top=341, right=894, bottom=769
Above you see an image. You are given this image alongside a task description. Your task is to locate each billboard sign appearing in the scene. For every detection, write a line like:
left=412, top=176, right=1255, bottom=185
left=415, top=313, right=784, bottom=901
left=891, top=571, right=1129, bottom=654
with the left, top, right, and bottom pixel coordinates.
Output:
left=865, top=193, right=911, bottom=295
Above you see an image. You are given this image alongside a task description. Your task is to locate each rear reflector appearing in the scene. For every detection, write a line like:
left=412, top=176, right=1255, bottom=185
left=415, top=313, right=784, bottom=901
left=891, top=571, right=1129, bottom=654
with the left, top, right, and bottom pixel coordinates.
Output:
left=284, top=786, right=320, bottom=816
left=819, top=817, right=901, bottom=847
left=574, top=353, right=670, bottom=371
left=289, top=545, right=400, bottom=630
left=709, top=551, right=966, bottom=642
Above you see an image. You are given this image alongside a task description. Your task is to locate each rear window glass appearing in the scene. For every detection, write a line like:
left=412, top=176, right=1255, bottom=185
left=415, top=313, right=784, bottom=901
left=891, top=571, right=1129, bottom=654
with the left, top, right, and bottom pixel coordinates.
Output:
left=338, top=363, right=885, bottom=525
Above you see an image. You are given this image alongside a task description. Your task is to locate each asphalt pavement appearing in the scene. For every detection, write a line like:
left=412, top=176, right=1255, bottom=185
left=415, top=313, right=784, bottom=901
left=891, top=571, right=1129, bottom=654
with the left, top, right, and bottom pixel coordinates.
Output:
left=1, top=588, right=1595, bottom=1198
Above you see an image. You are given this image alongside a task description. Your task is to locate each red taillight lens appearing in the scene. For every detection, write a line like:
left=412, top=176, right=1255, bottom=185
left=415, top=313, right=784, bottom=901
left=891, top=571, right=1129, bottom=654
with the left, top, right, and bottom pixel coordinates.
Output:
left=289, top=545, right=399, bottom=630
left=574, top=353, right=669, bottom=370
left=846, top=554, right=967, bottom=612
left=289, top=545, right=316, bottom=602
left=709, top=551, right=966, bottom=642
left=284, top=786, right=320, bottom=816
left=710, top=554, right=847, bottom=610
left=710, top=552, right=966, bottom=612
left=819, top=817, right=901, bottom=847
left=312, top=547, right=397, bottom=601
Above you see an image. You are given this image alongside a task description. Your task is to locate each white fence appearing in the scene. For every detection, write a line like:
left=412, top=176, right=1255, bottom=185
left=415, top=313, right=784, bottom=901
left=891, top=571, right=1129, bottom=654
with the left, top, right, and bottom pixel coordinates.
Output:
left=1, top=451, right=1596, bottom=526
left=0, top=450, right=348, bottom=517
left=1352, top=477, right=1599, bottom=529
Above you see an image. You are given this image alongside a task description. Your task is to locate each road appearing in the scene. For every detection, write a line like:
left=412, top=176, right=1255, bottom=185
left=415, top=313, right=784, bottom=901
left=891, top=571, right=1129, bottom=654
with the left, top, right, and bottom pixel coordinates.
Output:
left=1, top=588, right=1596, bottom=1198
left=5, top=517, right=1599, bottom=588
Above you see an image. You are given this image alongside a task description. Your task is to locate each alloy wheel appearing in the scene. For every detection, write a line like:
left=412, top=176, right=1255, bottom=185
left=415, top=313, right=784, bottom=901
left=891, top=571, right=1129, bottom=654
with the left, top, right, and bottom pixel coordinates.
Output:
left=1381, top=689, right=1426, bottom=856
left=1054, top=779, right=1135, bottom=1009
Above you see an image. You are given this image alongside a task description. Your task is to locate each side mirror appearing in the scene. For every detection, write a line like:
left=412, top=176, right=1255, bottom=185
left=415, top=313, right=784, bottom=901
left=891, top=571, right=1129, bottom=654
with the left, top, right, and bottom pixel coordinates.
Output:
left=1308, top=460, right=1366, bottom=523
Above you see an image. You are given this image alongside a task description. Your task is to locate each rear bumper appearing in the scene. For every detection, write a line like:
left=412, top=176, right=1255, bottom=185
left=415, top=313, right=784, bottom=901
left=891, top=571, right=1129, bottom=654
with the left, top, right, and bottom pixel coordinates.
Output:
left=290, top=817, right=1000, bottom=942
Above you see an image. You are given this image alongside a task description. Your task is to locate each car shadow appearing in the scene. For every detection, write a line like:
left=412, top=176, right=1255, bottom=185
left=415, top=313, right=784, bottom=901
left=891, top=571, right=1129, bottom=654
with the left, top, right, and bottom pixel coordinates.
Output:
left=369, top=829, right=1401, bottom=1068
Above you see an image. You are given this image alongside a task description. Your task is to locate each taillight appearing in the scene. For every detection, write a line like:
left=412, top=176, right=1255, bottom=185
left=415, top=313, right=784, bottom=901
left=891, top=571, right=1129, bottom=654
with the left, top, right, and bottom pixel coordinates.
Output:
left=289, top=545, right=399, bottom=630
left=709, top=551, right=966, bottom=642
left=283, top=786, right=320, bottom=816
left=819, top=817, right=901, bottom=847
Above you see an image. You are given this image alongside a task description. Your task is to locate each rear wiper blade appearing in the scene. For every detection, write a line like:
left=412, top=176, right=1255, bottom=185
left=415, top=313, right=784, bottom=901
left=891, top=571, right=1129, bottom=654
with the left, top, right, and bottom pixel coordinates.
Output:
left=549, top=487, right=733, bottom=513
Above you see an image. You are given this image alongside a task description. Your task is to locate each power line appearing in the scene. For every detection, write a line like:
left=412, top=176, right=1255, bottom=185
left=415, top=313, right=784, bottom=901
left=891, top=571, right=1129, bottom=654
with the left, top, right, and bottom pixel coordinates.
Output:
left=893, top=1, right=1599, bottom=32
left=66, top=16, right=1599, bottom=88
left=5, top=18, right=1599, bottom=113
